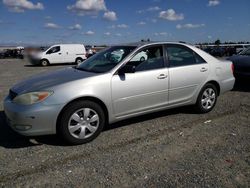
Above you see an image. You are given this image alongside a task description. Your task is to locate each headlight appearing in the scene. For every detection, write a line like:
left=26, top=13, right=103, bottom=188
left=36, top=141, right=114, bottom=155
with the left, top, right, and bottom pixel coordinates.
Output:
left=13, top=91, right=53, bottom=105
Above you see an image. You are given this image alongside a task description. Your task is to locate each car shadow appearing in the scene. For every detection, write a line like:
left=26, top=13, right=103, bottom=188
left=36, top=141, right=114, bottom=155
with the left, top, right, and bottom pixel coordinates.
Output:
left=0, top=106, right=195, bottom=148
left=0, top=111, right=39, bottom=148
left=233, top=78, right=250, bottom=92
left=0, top=111, right=67, bottom=148
left=104, top=106, right=193, bottom=131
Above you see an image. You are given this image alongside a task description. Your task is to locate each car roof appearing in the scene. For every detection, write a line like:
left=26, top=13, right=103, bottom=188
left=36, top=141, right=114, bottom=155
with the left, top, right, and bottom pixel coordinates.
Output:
left=113, top=41, right=193, bottom=48
left=52, top=44, right=84, bottom=47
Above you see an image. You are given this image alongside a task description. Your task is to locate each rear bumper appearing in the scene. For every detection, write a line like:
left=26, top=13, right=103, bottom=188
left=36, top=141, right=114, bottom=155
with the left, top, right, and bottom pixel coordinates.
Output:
left=3, top=96, right=64, bottom=136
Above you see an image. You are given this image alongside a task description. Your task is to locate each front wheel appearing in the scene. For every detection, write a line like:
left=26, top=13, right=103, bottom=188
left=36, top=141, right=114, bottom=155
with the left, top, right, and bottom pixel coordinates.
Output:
left=40, top=59, right=49, bottom=66
left=195, top=83, right=218, bottom=113
left=57, top=101, right=105, bottom=145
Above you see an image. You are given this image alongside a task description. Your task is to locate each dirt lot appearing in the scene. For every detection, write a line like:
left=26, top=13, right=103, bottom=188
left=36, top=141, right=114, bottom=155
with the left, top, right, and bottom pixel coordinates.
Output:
left=0, top=59, right=249, bottom=187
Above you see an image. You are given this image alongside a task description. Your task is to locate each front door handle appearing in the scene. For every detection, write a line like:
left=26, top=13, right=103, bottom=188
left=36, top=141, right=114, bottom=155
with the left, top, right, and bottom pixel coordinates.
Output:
left=200, top=67, right=208, bottom=72
left=157, top=74, right=168, bottom=79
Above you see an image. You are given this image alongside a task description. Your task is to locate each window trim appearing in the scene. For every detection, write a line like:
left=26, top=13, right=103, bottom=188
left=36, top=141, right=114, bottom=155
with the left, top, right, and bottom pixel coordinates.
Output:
left=46, top=46, right=61, bottom=54
left=164, top=44, right=207, bottom=68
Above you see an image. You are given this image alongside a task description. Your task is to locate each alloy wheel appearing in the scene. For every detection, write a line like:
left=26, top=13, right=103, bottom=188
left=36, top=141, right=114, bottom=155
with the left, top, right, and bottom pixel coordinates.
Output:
left=68, top=108, right=99, bottom=139
left=201, top=88, right=216, bottom=110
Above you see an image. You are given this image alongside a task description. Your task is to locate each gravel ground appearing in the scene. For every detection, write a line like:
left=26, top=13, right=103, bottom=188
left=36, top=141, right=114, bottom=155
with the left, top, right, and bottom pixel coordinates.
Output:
left=0, top=59, right=249, bottom=187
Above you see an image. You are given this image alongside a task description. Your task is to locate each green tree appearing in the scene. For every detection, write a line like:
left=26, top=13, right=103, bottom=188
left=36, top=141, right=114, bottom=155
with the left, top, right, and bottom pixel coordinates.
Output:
left=214, top=39, right=221, bottom=46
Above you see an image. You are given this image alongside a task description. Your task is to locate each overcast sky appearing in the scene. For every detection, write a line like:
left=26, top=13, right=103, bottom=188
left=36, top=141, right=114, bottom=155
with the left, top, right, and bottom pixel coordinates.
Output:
left=0, top=0, right=250, bottom=45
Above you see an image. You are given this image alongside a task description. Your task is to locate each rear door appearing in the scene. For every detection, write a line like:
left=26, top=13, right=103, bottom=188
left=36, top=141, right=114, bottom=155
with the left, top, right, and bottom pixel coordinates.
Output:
left=68, top=45, right=86, bottom=62
left=111, top=45, right=169, bottom=117
left=63, top=45, right=74, bottom=63
left=165, top=44, right=209, bottom=105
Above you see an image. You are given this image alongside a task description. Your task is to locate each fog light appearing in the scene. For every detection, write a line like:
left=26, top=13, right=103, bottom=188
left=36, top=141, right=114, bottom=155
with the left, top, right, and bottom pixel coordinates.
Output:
left=14, top=125, right=32, bottom=131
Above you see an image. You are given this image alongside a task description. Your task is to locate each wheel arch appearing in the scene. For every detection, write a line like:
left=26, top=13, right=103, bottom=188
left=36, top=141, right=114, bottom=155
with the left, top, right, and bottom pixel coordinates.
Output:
left=56, top=96, right=109, bottom=132
left=40, top=58, right=49, bottom=62
left=205, top=80, right=220, bottom=96
left=40, top=58, right=50, bottom=64
left=75, top=57, right=83, bottom=61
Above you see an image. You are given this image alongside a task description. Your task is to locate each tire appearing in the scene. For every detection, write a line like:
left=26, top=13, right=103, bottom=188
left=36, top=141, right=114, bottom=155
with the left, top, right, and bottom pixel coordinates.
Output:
left=57, top=101, right=105, bottom=145
left=195, top=83, right=218, bottom=113
left=75, top=58, right=83, bottom=64
left=41, top=59, right=49, bottom=66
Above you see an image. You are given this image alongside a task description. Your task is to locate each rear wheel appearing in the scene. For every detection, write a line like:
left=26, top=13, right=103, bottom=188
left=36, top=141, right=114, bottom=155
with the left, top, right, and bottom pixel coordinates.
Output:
left=57, top=101, right=105, bottom=145
left=75, top=58, right=83, bottom=64
left=41, top=59, right=49, bottom=66
left=195, top=83, right=218, bottom=113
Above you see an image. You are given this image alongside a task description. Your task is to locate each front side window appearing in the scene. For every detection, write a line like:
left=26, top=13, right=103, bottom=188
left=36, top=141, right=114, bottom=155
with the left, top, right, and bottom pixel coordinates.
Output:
left=46, top=46, right=60, bottom=54
left=166, top=45, right=206, bottom=67
left=76, top=46, right=136, bottom=73
left=126, top=45, right=165, bottom=72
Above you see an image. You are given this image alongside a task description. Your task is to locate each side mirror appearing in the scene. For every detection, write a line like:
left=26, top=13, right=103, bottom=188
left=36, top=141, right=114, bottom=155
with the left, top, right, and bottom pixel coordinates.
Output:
left=118, top=65, right=135, bottom=74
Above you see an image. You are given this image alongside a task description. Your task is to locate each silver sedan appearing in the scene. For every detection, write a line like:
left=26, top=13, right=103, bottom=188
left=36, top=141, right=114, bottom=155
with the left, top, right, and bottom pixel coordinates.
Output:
left=4, top=42, right=235, bottom=144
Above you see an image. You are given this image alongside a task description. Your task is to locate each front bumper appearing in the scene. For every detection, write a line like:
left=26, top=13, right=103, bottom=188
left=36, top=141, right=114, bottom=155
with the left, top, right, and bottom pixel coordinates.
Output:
left=28, top=57, right=41, bottom=65
left=3, top=96, right=64, bottom=136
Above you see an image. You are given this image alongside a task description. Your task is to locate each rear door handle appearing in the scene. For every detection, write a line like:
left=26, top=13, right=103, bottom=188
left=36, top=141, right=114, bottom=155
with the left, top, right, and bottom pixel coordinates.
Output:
left=200, top=67, right=208, bottom=72
left=157, top=74, right=168, bottom=79
left=58, top=53, right=62, bottom=55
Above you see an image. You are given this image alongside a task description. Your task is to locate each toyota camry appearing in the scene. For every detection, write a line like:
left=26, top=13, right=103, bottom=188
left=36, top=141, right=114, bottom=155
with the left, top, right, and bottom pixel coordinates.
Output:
left=4, top=42, right=235, bottom=144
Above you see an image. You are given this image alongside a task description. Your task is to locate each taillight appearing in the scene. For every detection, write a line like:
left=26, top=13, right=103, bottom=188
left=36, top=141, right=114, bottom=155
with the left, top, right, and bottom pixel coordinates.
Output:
left=231, top=63, right=234, bottom=75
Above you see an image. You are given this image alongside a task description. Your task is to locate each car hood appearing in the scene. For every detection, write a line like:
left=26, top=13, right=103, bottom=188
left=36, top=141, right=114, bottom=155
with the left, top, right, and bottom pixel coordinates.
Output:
left=11, top=67, right=97, bottom=94
left=30, top=51, right=43, bottom=58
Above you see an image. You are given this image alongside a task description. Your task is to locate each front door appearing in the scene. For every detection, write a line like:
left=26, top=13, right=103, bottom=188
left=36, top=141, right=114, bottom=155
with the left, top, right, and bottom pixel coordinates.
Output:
left=45, top=46, right=62, bottom=64
left=111, top=45, right=169, bottom=117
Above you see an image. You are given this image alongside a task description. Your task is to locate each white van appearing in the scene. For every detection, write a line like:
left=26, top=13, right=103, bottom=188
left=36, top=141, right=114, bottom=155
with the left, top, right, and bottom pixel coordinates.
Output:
left=30, top=44, right=87, bottom=66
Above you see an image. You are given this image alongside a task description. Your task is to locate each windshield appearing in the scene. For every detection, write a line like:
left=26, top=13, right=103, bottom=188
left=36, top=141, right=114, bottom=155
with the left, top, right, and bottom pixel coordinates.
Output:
left=41, top=47, right=49, bottom=52
left=77, top=46, right=136, bottom=73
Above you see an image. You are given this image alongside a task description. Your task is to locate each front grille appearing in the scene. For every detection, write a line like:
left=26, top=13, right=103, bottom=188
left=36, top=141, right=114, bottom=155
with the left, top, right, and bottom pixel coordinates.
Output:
left=9, top=89, right=18, bottom=100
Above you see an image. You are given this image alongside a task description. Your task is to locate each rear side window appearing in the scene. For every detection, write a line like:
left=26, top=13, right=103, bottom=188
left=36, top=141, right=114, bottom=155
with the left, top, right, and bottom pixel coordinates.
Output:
left=166, top=45, right=206, bottom=67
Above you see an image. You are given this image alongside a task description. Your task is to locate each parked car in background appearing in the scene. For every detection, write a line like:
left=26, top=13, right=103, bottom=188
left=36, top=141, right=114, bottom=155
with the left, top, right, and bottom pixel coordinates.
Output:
left=130, top=51, right=148, bottom=62
left=29, top=44, right=87, bottom=66
left=210, top=47, right=225, bottom=57
left=0, top=49, right=24, bottom=59
left=239, top=47, right=250, bottom=56
left=203, top=47, right=212, bottom=54
left=86, top=46, right=98, bottom=58
left=4, top=42, right=235, bottom=144
left=227, top=47, right=250, bottom=79
left=110, top=49, right=148, bottom=63
left=0, top=51, right=5, bottom=59
left=109, top=48, right=126, bottom=62
left=235, top=45, right=247, bottom=54
left=225, top=47, right=236, bottom=56
left=87, top=48, right=94, bottom=58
